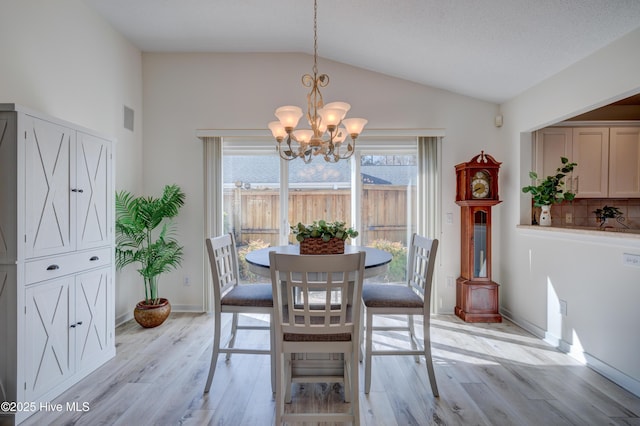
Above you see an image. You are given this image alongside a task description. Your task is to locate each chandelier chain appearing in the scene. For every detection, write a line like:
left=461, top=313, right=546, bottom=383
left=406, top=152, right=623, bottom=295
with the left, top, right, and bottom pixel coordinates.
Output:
left=313, top=0, right=318, bottom=75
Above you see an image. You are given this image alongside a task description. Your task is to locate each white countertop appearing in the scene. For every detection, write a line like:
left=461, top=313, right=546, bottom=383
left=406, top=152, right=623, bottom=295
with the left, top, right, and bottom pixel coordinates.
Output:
left=517, top=224, right=640, bottom=241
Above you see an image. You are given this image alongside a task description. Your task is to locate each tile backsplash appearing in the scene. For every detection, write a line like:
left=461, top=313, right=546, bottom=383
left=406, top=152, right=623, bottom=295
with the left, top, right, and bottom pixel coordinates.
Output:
left=537, top=198, right=640, bottom=229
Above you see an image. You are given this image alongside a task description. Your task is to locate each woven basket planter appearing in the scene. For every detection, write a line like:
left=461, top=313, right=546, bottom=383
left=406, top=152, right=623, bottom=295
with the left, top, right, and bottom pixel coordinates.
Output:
left=299, top=237, right=345, bottom=255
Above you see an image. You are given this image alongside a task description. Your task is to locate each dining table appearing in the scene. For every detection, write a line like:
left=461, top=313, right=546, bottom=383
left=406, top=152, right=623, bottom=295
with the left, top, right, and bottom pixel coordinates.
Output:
left=244, top=244, right=393, bottom=378
left=244, top=244, right=393, bottom=278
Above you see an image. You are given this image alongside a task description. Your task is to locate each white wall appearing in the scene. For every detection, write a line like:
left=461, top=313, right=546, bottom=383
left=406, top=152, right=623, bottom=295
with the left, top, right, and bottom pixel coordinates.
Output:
left=0, top=0, right=144, bottom=323
left=141, top=52, right=502, bottom=313
left=500, top=27, right=640, bottom=395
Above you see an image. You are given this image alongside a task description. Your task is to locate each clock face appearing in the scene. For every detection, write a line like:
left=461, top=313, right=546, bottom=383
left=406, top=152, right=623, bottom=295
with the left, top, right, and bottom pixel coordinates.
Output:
left=471, top=171, right=490, bottom=199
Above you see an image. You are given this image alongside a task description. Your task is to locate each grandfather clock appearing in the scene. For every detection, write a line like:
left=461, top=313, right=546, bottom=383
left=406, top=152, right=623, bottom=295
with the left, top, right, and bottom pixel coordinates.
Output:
left=454, top=151, right=502, bottom=323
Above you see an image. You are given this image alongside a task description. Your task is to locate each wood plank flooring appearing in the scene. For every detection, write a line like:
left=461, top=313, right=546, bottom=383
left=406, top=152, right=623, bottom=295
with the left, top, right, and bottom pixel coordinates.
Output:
left=15, top=312, right=640, bottom=426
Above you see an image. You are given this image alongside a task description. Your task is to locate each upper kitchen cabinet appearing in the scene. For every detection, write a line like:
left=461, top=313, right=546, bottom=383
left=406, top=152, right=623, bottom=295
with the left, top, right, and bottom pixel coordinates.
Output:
left=571, top=127, right=609, bottom=198
left=534, top=127, right=573, bottom=179
left=534, top=125, right=640, bottom=198
left=609, top=127, right=640, bottom=197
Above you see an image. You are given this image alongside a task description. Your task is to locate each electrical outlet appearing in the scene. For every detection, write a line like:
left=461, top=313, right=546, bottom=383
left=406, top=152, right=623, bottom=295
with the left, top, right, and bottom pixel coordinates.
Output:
left=559, top=299, right=568, bottom=316
left=565, top=213, right=572, bottom=224
left=447, top=276, right=455, bottom=288
left=446, top=212, right=453, bottom=224
left=623, top=253, right=640, bottom=267
left=183, top=276, right=191, bottom=286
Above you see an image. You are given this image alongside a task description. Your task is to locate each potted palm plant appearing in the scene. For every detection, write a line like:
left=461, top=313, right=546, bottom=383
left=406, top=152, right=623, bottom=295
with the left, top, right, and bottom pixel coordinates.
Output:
left=522, top=157, right=577, bottom=226
left=115, top=184, right=186, bottom=328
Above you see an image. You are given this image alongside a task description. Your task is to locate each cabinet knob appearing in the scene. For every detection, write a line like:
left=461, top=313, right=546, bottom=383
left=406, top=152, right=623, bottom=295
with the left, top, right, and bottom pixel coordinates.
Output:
left=71, top=188, right=84, bottom=193
left=70, top=324, right=76, bottom=328
left=76, top=321, right=83, bottom=326
left=46, top=264, right=60, bottom=271
left=90, top=256, right=99, bottom=261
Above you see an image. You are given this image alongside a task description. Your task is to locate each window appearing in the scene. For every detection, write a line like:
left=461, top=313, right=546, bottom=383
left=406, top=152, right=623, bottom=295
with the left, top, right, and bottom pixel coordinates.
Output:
left=202, top=133, right=440, bottom=296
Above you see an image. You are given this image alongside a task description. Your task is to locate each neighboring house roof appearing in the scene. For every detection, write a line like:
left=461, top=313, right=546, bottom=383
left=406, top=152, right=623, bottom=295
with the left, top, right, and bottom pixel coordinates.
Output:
left=223, top=156, right=415, bottom=186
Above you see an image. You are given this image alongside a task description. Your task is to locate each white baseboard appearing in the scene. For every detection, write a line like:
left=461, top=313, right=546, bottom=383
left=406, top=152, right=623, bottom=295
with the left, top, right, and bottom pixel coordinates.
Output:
left=501, top=306, right=640, bottom=398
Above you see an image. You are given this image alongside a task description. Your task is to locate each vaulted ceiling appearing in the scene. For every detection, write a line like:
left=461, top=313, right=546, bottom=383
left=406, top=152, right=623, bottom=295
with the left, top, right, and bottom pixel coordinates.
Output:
left=84, top=0, right=640, bottom=104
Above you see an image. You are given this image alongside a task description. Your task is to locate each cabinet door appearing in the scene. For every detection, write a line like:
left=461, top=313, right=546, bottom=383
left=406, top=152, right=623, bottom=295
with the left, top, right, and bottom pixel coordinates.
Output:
left=25, top=116, right=76, bottom=258
left=25, top=277, right=74, bottom=400
left=572, top=127, right=609, bottom=198
left=76, top=132, right=112, bottom=250
left=75, top=267, right=112, bottom=372
left=535, top=128, right=573, bottom=179
left=609, top=127, right=640, bottom=198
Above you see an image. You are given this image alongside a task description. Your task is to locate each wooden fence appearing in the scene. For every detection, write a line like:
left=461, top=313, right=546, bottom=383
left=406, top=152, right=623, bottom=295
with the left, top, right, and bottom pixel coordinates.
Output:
left=224, top=185, right=414, bottom=247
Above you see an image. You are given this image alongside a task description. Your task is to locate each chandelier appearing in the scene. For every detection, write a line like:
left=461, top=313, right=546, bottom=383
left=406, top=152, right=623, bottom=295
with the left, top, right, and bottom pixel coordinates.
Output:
left=268, top=0, right=367, bottom=163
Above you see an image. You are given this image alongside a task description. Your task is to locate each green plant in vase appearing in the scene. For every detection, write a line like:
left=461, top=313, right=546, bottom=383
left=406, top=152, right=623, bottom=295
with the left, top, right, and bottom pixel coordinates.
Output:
left=593, top=205, right=622, bottom=227
left=522, top=157, right=577, bottom=226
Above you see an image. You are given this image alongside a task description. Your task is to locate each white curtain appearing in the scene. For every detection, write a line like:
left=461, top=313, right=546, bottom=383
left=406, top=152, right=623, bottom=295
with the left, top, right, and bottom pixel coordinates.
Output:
left=418, top=136, right=441, bottom=239
left=202, top=136, right=223, bottom=311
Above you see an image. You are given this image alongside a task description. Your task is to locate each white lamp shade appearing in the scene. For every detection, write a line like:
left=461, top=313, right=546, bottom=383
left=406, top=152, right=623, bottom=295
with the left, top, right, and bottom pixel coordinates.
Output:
left=318, top=107, right=343, bottom=127
left=341, top=118, right=368, bottom=135
left=268, top=121, right=287, bottom=139
left=293, top=129, right=314, bottom=144
left=323, top=102, right=350, bottom=120
left=275, top=105, right=303, bottom=128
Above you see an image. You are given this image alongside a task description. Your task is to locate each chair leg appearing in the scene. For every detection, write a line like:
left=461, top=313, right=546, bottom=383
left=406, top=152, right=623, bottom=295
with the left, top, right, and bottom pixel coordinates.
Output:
left=226, top=312, right=239, bottom=361
left=364, top=310, right=374, bottom=394
left=359, top=304, right=365, bottom=362
left=204, top=310, right=222, bottom=393
left=408, top=315, right=420, bottom=363
left=423, top=319, right=439, bottom=397
left=275, top=350, right=284, bottom=425
left=270, top=314, right=276, bottom=394
left=351, top=349, right=360, bottom=426
left=343, top=355, right=351, bottom=403
left=284, top=354, right=293, bottom=403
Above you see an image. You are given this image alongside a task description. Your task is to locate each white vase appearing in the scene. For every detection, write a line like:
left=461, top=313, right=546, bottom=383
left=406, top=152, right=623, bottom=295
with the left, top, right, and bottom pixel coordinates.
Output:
left=539, top=205, right=552, bottom=226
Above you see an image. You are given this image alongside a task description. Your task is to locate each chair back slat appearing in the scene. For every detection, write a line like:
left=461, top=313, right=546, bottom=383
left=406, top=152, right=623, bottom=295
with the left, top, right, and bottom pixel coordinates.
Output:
left=407, top=234, right=438, bottom=300
left=206, top=233, right=241, bottom=303
left=270, top=252, right=365, bottom=337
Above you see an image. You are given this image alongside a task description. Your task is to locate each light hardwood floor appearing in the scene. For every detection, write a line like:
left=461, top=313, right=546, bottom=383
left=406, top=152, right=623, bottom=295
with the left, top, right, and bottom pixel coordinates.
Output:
left=15, top=312, right=640, bottom=426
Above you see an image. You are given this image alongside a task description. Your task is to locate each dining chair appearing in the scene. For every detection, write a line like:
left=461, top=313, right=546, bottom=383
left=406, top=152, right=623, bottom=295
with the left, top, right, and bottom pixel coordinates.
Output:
left=269, top=250, right=366, bottom=426
left=361, top=233, right=439, bottom=396
left=203, top=233, right=275, bottom=394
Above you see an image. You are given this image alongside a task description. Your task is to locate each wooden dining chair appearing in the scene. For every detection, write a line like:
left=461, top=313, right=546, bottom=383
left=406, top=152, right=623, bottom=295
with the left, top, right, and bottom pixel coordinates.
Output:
left=269, top=250, right=366, bottom=426
left=361, top=233, right=439, bottom=396
left=203, top=233, right=275, bottom=394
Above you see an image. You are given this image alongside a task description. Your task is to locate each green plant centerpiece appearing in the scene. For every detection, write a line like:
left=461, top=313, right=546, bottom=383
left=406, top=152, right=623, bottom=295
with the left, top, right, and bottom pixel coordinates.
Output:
left=115, top=184, right=186, bottom=327
left=522, top=157, right=577, bottom=226
left=291, top=220, right=358, bottom=254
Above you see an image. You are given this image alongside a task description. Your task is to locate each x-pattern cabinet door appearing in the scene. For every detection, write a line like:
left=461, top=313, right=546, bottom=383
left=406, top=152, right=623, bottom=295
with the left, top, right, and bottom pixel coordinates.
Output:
left=76, top=132, right=112, bottom=251
left=24, top=277, right=74, bottom=401
left=75, top=267, right=111, bottom=371
left=24, top=116, right=76, bottom=258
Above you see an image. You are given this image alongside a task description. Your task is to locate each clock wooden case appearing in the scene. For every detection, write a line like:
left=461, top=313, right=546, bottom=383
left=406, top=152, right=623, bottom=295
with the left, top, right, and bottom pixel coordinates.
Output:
left=454, top=151, right=502, bottom=323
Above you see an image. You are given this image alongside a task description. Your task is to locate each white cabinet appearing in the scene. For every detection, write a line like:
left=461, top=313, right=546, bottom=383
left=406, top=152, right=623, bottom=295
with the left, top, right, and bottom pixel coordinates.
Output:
left=534, top=125, right=640, bottom=198
left=534, top=127, right=573, bottom=179
left=572, top=127, right=609, bottom=198
left=25, top=267, right=111, bottom=401
left=609, top=127, right=640, bottom=197
left=24, top=117, right=112, bottom=258
left=0, top=104, right=115, bottom=425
